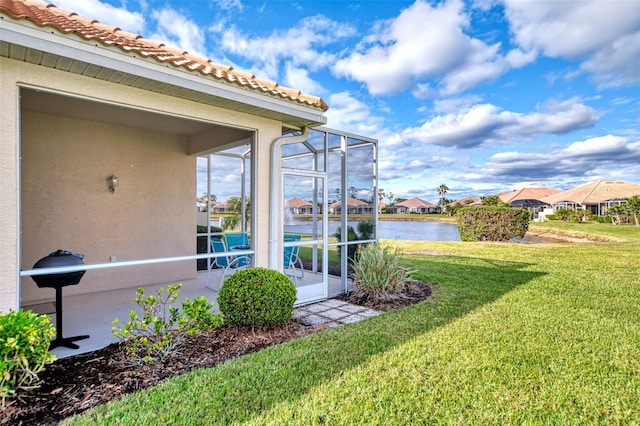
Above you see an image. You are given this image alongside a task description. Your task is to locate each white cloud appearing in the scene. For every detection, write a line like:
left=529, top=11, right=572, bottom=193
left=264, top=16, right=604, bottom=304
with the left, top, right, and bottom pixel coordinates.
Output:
left=150, top=8, right=206, bottom=57
left=217, top=15, right=356, bottom=82
left=477, top=135, right=640, bottom=181
left=505, top=48, right=537, bottom=68
left=284, top=65, right=325, bottom=96
left=433, top=95, right=482, bottom=113
left=503, top=0, right=640, bottom=86
left=401, top=98, right=600, bottom=148
left=52, top=0, right=145, bottom=34
left=581, top=32, right=640, bottom=88
left=324, top=92, right=384, bottom=135
left=564, top=135, right=629, bottom=156
left=210, top=0, right=244, bottom=12
left=333, top=0, right=508, bottom=96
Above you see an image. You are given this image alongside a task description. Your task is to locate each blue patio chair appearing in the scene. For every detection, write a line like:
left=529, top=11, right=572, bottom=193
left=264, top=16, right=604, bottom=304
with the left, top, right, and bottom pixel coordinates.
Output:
left=225, top=232, right=249, bottom=249
left=225, top=232, right=251, bottom=268
left=283, top=234, right=304, bottom=285
left=205, top=236, right=250, bottom=289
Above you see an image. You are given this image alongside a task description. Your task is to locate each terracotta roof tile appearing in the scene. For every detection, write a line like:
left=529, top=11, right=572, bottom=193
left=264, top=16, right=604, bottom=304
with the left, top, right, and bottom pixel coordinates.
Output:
left=540, top=180, right=640, bottom=204
left=395, top=197, right=437, bottom=209
left=446, top=196, right=481, bottom=206
left=498, top=187, right=560, bottom=203
left=286, top=197, right=312, bottom=208
left=0, top=0, right=328, bottom=111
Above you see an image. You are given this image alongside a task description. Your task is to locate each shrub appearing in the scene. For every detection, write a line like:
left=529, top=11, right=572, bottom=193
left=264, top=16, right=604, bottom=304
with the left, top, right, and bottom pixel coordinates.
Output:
left=218, top=267, right=296, bottom=328
left=333, top=220, right=375, bottom=264
left=351, top=244, right=414, bottom=297
left=457, top=206, right=530, bottom=242
left=0, top=310, right=56, bottom=406
left=180, top=296, right=224, bottom=335
left=112, top=284, right=222, bottom=364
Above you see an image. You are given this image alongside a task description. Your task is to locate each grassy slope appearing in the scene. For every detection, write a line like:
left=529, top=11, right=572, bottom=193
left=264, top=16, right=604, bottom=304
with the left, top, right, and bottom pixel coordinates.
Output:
left=67, top=224, right=640, bottom=425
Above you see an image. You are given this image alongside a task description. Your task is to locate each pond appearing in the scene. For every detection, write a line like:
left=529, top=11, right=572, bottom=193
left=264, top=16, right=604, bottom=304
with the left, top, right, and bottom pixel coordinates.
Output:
left=285, top=219, right=556, bottom=243
left=285, top=220, right=460, bottom=241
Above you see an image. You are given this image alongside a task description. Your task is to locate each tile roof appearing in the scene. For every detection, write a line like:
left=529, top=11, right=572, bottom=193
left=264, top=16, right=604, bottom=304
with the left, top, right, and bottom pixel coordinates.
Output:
left=540, top=179, right=640, bottom=205
left=446, top=196, right=481, bottom=206
left=286, top=197, right=312, bottom=208
left=329, top=197, right=370, bottom=208
left=394, top=197, right=437, bottom=209
left=498, top=187, right=560, bottom=203
left=0, top=0, right=328, bottom=112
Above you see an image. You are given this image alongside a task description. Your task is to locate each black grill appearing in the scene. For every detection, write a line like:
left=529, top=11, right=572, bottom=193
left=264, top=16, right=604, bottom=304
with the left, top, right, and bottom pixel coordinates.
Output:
left=32, top=250, right=89, bottom=350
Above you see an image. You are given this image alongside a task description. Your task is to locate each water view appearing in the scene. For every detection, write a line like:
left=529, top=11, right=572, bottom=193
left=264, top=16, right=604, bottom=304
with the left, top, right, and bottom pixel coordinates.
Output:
left=285, top=220, right=461, bottom=242
left=285, top=219, right=556, bottom=243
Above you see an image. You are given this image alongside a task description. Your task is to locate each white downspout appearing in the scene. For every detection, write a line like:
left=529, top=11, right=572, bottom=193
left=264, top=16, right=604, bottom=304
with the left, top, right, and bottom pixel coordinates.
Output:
left=269, top=127, right=310, bottom=269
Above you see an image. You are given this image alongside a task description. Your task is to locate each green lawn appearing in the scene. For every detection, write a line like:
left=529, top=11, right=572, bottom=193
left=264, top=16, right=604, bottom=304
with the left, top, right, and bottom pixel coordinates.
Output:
left=66, top=223, right=640, bottom=425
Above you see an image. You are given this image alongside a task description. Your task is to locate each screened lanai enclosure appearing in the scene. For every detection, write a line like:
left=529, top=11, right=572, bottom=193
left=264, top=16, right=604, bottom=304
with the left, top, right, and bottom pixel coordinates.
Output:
left=18, top=86, right=377, bottom=310
left=197, top=127, right=378, bottom=305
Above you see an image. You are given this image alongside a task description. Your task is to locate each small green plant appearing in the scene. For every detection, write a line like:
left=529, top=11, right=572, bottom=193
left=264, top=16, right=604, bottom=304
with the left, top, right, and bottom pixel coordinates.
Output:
left=180, top=295, right=224, bottom=335
left=0, top=309, right=56, bottom=406
left=112, top=284, right=222, bottom=364
left=351, top=243, right=414, bottom=298
left=218, top=267, right=296, bottom=328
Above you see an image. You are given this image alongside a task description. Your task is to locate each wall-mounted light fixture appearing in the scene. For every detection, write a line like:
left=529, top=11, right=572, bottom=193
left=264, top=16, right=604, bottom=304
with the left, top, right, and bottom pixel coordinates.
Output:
left=107, top=175, right=119, bottom=193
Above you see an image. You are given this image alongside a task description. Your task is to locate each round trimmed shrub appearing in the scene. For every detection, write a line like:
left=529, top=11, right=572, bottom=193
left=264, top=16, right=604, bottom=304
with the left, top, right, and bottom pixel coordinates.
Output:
left=217, top=267, right=297, bottom=328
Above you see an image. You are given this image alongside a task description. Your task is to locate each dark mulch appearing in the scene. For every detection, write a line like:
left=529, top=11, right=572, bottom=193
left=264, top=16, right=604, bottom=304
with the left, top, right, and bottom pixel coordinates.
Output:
left=1, top=281, right=432, bottom=425
left=338, top=280, right=433, bottom=311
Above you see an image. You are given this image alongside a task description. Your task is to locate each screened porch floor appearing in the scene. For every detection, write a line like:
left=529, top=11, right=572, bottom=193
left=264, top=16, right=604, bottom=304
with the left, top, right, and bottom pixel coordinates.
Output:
left=25, top=269, right=349, bottom=360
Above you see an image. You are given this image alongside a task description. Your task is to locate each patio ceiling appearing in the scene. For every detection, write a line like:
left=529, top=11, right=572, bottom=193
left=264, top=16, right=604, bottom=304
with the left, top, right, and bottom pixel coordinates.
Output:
left=20, top=88, right=254, bottom=151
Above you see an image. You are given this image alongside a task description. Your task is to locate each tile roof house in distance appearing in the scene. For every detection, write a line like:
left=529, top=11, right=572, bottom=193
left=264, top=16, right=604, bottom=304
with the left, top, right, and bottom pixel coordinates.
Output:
left=498, top=187, right=560, bottom=205
left=540, top=179, right=640, bottom=216
left=389, top=197, right=438, bottom=214
left=286, top=197, right=314, bottom=215
left=329, top=198, right=373, bottom=214
left=0, top=0, right=378, bottom=312
left=497, top=187, right=560, bottom=220
left=443, top=196, right=481, bottom=213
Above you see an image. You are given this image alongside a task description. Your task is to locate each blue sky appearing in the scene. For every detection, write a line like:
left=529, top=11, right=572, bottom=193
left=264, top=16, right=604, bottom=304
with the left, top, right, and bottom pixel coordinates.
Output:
left=55, top=0, right=639, bottom=202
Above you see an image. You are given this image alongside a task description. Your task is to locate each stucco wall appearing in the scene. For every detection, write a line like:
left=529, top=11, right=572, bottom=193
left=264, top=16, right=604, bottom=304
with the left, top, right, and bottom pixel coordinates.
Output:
left=20, top=111, right=195, bottom=304
left=0, top=62, right=19, bottom=311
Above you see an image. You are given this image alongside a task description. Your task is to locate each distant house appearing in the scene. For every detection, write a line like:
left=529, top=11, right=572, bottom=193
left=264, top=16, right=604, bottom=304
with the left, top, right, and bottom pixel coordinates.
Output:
left=498, top=187, right=559, bottom=206
left=211, top=202, right=228, bottom=214
left=497, top=187, right=560, bottom=220
left=540, top=179, right=640, bottom=216
left=389, top=197, right=438, bottom=214
left=286, top=197, right=314, bottom=215
left=444, top=196, right=481, bottom=212
left=329, top=198, right=373, bottom=214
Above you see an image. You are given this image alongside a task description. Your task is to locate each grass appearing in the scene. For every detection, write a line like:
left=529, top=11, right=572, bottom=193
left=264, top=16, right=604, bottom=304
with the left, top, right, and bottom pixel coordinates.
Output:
left=66, top=223, right=640, bottom=425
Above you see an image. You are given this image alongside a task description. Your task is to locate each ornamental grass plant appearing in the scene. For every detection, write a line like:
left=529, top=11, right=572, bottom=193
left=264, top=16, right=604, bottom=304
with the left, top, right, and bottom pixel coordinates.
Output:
left=350, top=243, right=414, bottom=297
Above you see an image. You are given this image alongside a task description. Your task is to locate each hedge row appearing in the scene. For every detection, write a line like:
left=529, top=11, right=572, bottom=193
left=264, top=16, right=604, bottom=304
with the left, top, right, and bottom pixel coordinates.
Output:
left=457, top=206, right=530, bottom=242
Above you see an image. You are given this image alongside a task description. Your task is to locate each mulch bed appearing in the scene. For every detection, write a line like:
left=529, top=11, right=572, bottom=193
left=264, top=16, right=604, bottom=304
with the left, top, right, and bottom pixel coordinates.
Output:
left=1, top=281, right=432, bottom=425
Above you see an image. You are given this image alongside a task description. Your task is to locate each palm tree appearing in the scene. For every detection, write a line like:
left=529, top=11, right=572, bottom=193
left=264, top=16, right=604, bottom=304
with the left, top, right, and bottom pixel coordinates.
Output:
left=625, top=195, right=640, bottom=226
left=437, top=184, right=449, bottom=212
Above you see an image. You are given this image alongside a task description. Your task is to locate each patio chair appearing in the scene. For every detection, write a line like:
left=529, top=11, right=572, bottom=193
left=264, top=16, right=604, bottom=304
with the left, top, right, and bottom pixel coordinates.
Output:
left=205, top=236, right=250, bottom=289
left=225, top=232, right=249, bottom=251
left=283, top=234, right=304, bottom=285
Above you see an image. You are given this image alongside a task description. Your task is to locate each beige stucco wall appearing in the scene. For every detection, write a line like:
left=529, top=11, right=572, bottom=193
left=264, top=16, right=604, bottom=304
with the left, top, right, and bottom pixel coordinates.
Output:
left=20, top=110, right=195, bottom=304
left=0, top=61, right=20, bottom=311
left=0, top=57, right=282, bottom=311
